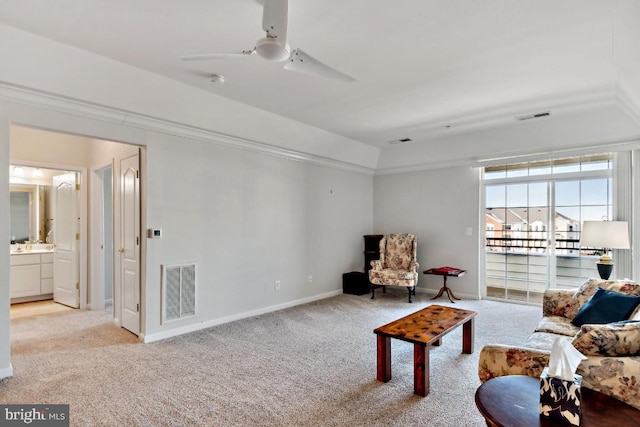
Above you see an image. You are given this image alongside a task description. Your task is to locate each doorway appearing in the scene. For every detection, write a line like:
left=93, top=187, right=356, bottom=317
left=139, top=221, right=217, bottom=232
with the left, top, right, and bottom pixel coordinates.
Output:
left=9, top=125, right=143, bottom=336
left=9, top=165, right=82, bottom=307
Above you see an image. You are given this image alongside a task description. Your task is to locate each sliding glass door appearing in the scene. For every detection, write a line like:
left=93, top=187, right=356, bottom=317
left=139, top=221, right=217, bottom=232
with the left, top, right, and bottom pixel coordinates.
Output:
left=484, top=155, right=611, bottom=303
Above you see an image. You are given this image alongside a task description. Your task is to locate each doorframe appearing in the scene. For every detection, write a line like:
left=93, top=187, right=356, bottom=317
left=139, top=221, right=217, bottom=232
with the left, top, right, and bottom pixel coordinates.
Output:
left=89, top=162, right=114, bottom=311
left=9, top=125, right=146, bottom=340
left=10, top=159, right=88, bottom=310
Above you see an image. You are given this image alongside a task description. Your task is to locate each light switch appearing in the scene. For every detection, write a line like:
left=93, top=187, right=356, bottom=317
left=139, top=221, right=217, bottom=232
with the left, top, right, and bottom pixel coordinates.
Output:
left=466, top=227, right=473, bottom=236
left=147, top=228, right=162, bottom=239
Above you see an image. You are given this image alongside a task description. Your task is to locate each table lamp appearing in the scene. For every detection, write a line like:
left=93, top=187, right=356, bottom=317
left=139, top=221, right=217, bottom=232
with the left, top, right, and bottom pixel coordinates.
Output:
left=580, top=221, right=630, bottom=280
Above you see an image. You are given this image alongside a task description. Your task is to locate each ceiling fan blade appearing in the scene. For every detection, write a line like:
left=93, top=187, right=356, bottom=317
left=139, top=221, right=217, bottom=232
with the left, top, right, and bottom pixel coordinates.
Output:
left=180, top=50, right=255, bottom=61
left=262, top=0, right=288, bottom=43
left=284, top=49, right=355, bottom=83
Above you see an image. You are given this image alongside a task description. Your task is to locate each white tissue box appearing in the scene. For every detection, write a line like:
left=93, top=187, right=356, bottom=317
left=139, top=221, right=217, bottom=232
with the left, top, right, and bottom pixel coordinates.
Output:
left=539, top=367, right=582, bottom=426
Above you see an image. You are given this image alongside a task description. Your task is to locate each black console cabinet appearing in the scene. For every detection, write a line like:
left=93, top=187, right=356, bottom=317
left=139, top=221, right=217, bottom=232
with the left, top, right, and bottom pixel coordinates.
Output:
left=364, top=234, right=383, bottom=273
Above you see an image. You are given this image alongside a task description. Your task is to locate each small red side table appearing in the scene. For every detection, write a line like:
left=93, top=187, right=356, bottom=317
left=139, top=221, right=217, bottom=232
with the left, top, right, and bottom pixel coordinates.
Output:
left=423, top=267, right=466, bottom=303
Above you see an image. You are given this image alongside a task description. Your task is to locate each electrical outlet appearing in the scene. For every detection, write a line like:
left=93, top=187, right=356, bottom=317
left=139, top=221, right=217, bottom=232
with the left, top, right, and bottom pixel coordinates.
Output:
left=275, top=280, right=281, bottom=290
left=308, top=275, right=313, bottom=283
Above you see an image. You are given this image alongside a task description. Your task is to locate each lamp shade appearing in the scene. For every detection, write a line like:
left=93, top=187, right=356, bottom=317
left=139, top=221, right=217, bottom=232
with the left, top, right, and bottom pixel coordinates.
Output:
left=580, top=221, right=630, bottom=249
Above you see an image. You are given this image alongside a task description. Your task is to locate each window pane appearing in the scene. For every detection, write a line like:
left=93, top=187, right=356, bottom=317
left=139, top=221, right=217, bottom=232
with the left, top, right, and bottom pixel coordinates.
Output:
left=507, top=168, right=528, bottom=178
left=529, top=160, right=552, bottom=176
left=506, top=183, right=527, bottom=207
left=581, top=179, right=608, bottom=205
left=528, top=182, right=547, bottom=207
left=556, top=206, right=579, bottom=223
left=580, top=206, right=609, bottom=222
left=553, top=162, right=580, bottom=174
left=556, top=180, right=580, bottom=206
left=486, top=185, right=505, bottom=208
left=581, top=155, right=611, bottom=171
left=484, top=165, right=506, bottom=180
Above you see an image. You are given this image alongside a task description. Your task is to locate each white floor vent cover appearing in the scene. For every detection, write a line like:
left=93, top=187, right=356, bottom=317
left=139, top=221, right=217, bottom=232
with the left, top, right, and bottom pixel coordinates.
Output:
left=162, top=263, right=196, bottom=323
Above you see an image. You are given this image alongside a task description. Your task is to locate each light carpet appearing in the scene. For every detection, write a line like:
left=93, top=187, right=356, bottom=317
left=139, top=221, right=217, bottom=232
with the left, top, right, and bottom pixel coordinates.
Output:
left=2, top=292, right=541, bottom=426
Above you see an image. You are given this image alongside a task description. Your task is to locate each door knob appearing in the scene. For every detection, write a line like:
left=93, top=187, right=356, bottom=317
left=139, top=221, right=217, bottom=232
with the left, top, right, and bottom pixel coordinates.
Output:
left=118, top=247, right=125, bottom=253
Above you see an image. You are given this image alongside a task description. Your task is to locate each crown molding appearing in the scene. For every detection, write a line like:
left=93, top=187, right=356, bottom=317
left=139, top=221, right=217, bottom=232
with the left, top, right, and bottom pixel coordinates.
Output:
left=375, top=157, right=473, bottom=176
left=385, top=87, right=619, bottom=145
left=377, top=89, right=640, bottom=175
left=376, top=134, right=640, bottom=176
left=0, top=82, right=375, bottom=176
left=471, top=135, right=640, bottom=167
left=617, top=82, right=640, bottom=127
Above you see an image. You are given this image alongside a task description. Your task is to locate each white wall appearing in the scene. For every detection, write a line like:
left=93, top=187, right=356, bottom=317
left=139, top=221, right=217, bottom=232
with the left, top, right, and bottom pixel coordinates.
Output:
left=373, top=166, right=481, bottom=299
left=0, top=99, right=374, bottom=373
left=142, top=131, right=373, bottom=338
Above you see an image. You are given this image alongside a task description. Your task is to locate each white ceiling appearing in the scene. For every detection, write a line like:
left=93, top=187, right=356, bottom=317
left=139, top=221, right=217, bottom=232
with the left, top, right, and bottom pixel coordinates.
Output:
left=0, top=0, right=633, bottom=149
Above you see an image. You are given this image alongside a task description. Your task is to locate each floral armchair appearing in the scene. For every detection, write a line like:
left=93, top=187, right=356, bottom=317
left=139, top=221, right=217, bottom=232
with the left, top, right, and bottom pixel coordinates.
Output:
left=368, top=233, right=419, bottom=303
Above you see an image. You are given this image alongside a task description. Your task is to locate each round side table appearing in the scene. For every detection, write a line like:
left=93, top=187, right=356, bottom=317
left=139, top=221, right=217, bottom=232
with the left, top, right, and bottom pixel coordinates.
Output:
left=475, top=375, right=639, bottom=427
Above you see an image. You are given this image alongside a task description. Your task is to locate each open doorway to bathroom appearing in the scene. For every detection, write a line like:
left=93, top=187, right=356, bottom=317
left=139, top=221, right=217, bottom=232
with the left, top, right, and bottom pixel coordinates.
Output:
left=9, top=125, right=142, bottom=337
left=9, top=165, right=81, bottom=307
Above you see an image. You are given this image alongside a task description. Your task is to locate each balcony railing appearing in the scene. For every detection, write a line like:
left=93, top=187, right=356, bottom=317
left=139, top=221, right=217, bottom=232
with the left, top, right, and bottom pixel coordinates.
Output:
left=485, top=236, right=581, bottom=250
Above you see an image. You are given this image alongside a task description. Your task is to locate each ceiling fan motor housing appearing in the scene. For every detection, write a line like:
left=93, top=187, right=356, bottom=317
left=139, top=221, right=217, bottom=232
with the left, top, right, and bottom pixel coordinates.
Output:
left=256, top=37, right=290, bottom=62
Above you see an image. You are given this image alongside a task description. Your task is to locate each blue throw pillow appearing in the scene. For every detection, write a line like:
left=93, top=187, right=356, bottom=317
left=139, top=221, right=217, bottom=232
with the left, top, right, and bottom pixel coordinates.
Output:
left=572, top=287, right=640, bottom=326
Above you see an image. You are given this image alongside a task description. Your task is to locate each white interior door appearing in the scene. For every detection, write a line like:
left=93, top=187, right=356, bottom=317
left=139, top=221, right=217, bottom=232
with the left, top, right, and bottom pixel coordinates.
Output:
left=53, top=172, right=80, bottom=308
left=118, top=150, right=140, bottom=335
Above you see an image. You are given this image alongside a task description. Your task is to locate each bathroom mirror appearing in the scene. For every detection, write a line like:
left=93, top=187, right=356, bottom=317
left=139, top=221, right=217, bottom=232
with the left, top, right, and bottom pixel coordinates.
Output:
left=10, top=165, right=62, bottom=244
left=9, top=184, right=49, bottom=243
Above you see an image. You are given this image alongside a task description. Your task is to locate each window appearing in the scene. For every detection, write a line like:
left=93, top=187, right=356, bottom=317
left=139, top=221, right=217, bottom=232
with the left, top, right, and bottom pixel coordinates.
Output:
left=484, top=154, right=612, bottom=303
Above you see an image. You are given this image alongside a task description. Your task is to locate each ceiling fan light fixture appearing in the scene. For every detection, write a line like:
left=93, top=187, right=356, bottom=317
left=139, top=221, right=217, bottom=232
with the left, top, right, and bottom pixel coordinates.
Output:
left=255, top=37, right=290, bottom=62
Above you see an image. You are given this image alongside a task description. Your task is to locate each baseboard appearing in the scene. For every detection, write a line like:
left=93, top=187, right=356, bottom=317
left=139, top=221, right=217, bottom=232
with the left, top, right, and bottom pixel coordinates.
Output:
left=143, top=290, right=343, bottom=343
left=0, top=364, right=14, bottom=381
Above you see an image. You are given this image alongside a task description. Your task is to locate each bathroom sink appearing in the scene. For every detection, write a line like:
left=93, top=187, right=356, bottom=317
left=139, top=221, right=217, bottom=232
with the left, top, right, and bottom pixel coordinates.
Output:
left=10, top=244, right=55, bottom=254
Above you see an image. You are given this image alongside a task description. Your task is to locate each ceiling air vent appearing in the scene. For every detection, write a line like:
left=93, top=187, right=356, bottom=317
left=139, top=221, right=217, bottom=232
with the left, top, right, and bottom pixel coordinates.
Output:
left=515, top=111, right=551, bottom=121
left=388, top=137, right=413, bottom=145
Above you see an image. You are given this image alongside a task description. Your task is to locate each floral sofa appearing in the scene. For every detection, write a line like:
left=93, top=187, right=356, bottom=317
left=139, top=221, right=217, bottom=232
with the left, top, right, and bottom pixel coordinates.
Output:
left=478, top=278, right=640, bottom=410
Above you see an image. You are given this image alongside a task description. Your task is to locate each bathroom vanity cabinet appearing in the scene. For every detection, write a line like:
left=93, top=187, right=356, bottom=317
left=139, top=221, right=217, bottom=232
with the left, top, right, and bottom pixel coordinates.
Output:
left=10, top=251, right=54, bottom=301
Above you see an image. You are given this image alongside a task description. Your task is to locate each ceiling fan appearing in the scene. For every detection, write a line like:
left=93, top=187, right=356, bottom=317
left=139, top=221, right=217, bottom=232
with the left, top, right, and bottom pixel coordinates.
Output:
left=180, top=0, right=355, bottom=83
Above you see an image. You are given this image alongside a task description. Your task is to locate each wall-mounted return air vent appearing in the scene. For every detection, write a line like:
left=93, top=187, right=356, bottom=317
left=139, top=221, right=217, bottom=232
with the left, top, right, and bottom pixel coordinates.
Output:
left=388, top=137, right=413, bottom=145
left=515, top=111, right=551, bottom=121
left=162, top=263, right=196, bottom=323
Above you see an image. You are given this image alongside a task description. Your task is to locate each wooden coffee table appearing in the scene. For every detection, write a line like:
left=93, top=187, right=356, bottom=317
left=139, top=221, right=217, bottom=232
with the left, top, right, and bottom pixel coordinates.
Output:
left=475, top=375, right=640, bottom=426
left=374, top=304, right=476, bottom=396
